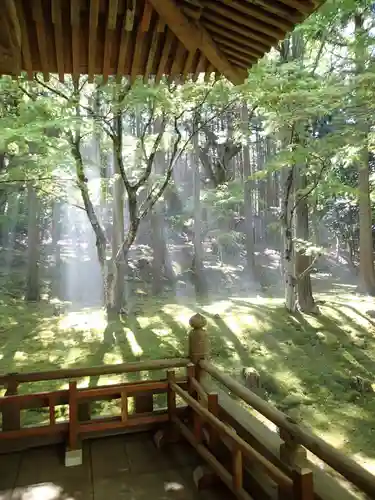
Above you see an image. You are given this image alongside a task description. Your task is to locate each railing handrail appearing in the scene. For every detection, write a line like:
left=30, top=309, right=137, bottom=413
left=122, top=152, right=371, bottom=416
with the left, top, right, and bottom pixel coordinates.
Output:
left=200, top=359, right=375, bottom=499
left=170, top=379, right=293, bottom=489
left=0, top=358, right=190, bottom=386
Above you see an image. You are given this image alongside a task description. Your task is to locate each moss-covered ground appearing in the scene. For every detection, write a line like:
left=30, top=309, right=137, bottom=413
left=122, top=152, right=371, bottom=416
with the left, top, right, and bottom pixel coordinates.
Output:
left=1, top=289, right=375, bottom=475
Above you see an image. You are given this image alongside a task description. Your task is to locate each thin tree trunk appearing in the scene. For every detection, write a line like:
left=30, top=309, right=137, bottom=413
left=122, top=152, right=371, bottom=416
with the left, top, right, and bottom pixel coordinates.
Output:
left=355, top=13, right=375, bottom=295
left=295, top=164, right=316, bottom=312
left=26, top=184, right=40, bottom=302
left=51, top=201, right=62, bottom=299
left=241, top=104, right=256, bottom=279
left=111, top=142, right=125, bottom=313
left=192, top=127, right=207, bottom=297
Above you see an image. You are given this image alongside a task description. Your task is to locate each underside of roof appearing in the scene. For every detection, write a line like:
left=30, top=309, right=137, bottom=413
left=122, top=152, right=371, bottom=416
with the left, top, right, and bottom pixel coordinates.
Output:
left=1, top=0, right=319, bottom=85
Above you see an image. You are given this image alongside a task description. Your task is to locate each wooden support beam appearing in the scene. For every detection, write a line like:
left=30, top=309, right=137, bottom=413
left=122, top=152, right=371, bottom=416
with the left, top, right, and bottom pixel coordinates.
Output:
left=204, top=20, right=267, bottom=56
left=169, top=42, right=187, bottom=83
left=131, top=1, right=152, bottom=84
left=51, top=0, right=64, bottom=81
left=144, top=21, right=160, bottom=82
left=182, top=50, right=195, bottom=81
left=103, top=0, right=119, bottom=82
left=246, top=0, right=300, bottom=23
left=217, top=0, right=292, bottom=32
left=277, top=0, right=314, bottom=14
left=155, top=28, right=174, bottom=83
left=220, top=48, right=252, bottom=67
left=205, top=2, right=282, bottom=41
left=201, top=11, right=273, bottom=48
left=70, top=0, right=81, bottom=84
left=14, top=0, right=33, bottom=79
left=116, top=15, right=130, bottom=82
left=211, top=36, right=259, bottom=61
left=148, top=0, right=245, bottom=85
left=140, top=1, right=153, bottom=32
left=193, top=52, right=206, bottom=82
left=32, top=0, right=50, bottom=81
left=88, top=0, right=99, bottom=82
left=4, top=0, right=21, bottom=76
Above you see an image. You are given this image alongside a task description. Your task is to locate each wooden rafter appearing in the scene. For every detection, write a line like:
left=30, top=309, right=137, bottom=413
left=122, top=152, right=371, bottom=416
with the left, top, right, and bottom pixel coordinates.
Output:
left=204, top=21, right=268, bottom=55
left=155, top=28, right=174, bottom=83
left=14, top=0, right=33, bottom=78
left=88, top=0, right=99, bottom=82
left=131, top=1, right=152, bottom=83
left=245, top=0, right=300, bottom=22
left=144, top=20, right=161, bottom=82
left=193, top=52, right=206, bottom=82
left=211, top=36, right=258, bottom=62
left=182, top=50, right=196, bottom=80
left=148, top=0, right=245, bottom=85
left=217, top=0, right=293, bottom=32
left=204, top=2, right=283, bottom=41
left=103, top=0, right=119, bottom=83
left=201, top=11, right=273, bottom=49
left=169, top=42, right=187, bottom=83
left=116, top=12, right=130, bottom=82
left=70, top=0, right=81, bottom=83
left=204, top=63, right=214, bottom=83
left=32, top=0, right=49, bottom=81
left=51, top=0, right=64, bottom=81
left=277, top=0, right=315, bottom=14
left=4, top=0, right=21, bottom=76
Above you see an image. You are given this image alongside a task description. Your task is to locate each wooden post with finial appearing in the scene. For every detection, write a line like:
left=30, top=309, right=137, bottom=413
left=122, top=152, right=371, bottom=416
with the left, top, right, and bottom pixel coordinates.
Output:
left=188, top=313, right=209, bottom=384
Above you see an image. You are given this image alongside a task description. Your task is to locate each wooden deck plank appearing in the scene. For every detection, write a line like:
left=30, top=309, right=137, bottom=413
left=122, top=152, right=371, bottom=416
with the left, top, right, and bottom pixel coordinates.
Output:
left=0, top=433, right=229, bottom=500
left=91, top=435, right=130, bottom=479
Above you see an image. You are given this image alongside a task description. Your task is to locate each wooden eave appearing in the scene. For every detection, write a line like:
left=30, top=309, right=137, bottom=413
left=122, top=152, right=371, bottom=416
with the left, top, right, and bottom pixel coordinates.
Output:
left=1, top=0, right=319, bottom=85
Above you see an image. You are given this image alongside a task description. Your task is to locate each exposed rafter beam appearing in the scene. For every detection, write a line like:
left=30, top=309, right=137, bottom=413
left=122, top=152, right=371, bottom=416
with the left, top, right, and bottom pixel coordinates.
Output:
left=103, top=0, right=119, bottom=83
left=4, top=0, right=21, bottom=76
left=277, top=0, right=315, bottom=14
left=70, top=0, right=81, bottom=84
left=88, top=0, right=99, bottom=82
left=116, top=17, right=130, bottom=82
left=14, top=0, right=32, bottom=78
left=51, top=0, right=64, bottom=81
left=148, top=0, right=246, bottom=85
left=32, top=0, right=49, bottom=81
left=155, top=28, right=174, bottom=83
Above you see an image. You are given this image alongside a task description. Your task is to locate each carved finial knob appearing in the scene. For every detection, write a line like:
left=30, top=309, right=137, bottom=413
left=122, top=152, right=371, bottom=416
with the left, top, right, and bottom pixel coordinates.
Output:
left=189, top=313, right=207, bottom=329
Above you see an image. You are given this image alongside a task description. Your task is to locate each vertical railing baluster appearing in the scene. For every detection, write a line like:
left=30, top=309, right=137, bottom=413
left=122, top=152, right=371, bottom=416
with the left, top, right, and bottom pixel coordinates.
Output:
left=121, top=390, right=128, bottom=422
left=232, top=444, right=243, bottom=493
left=68, top=380, right=78, bottom=450
left=2, top=375, right=20, bottom=431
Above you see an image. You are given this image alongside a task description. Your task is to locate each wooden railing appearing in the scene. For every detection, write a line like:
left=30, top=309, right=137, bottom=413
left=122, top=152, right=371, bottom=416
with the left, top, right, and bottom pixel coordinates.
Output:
left=197, top=360, right=375, bottom=499
left=1, top=312, right=375, bottom=500
left=168, top=363, right=313, bottom=500
left=0, top=358, right=190, bottom=446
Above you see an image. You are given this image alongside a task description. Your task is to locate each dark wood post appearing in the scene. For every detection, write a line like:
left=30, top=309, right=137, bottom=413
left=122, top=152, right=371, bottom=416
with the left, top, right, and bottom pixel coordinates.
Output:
left=279, top=427, right=313, bottom=500
left=188, top=313, right=209, bottom=384
left=2, top=374, right=20, bottom=431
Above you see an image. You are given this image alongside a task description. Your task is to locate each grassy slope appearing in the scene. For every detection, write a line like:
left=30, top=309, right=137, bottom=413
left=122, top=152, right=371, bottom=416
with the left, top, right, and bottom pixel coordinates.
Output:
left=1, top=290, right=375, bottom=474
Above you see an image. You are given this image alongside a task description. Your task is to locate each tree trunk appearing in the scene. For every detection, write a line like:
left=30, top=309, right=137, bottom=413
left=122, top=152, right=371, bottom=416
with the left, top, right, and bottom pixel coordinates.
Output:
left=283, top=168, right=296, bottom=312
left=355, top=15, right=375, bottom=294
left=51, top=201, right=62, bottom=299
left=111, top=141, right=125, bottom=313
left=192, top=127, right=207, bottom=297
left=241, top=104, right=256, bottom=279
left=25, top=184, right=40, bottom=302
left=295, top=165, right=316, bottom=312
left=151, top=208, right=165, bottom=294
